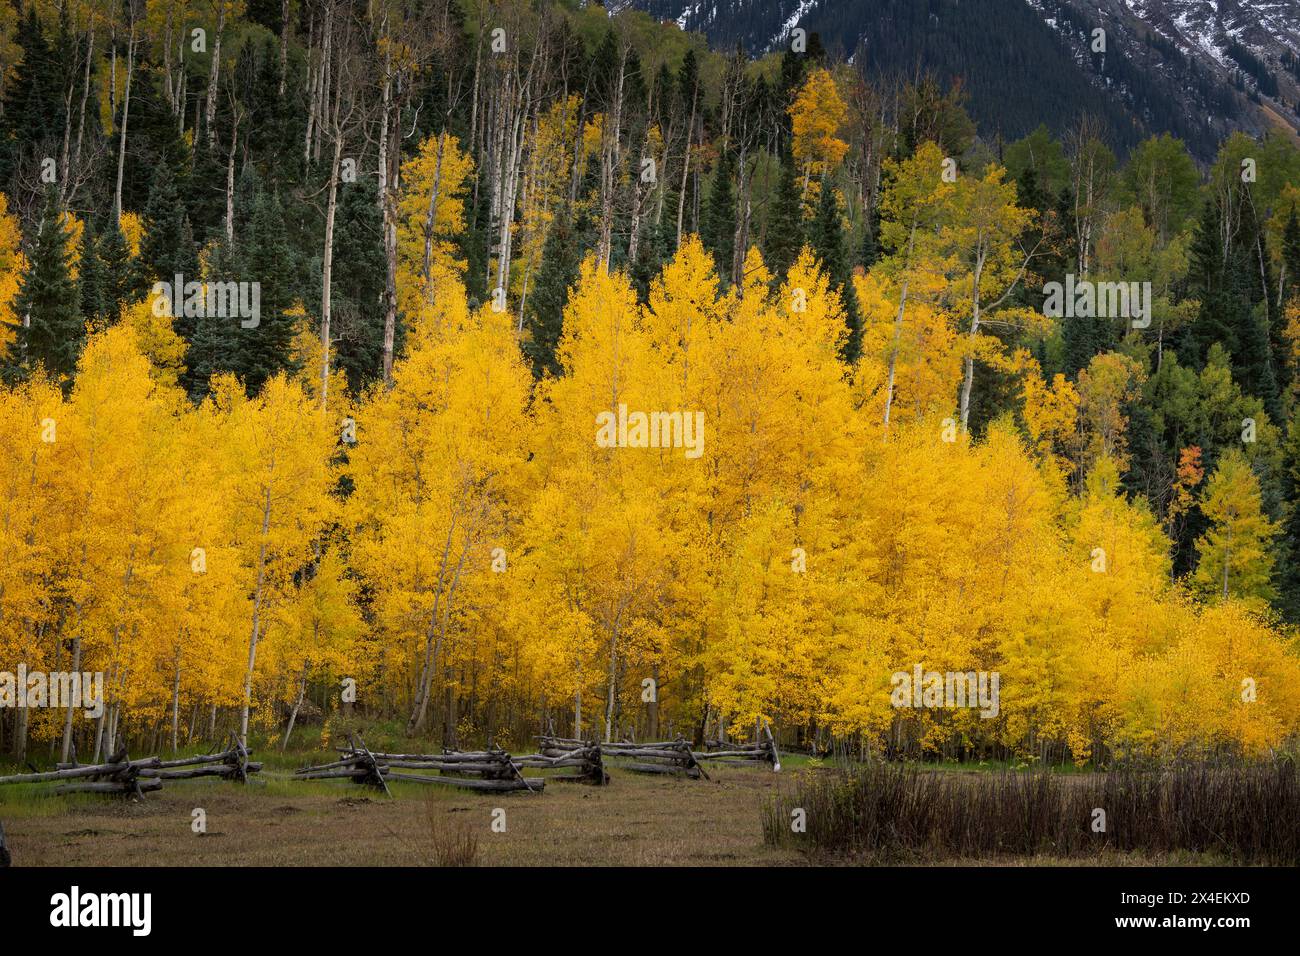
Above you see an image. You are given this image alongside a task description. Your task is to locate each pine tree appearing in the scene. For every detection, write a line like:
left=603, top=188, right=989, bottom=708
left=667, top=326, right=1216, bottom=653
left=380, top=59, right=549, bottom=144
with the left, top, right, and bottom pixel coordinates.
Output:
left=764, top=151, right=803, bottom=283
left=0, top=9, right=62, bottom=186
left=461, top=176, right=492, bottom=307
left=524, top=205, right=583, bottom=379
left=78, top=220, right=104, bottom=323
left=185, top=238, right=240, bottom=399
left=10, top=193, right=82, bottom=378
left=809, top=181, right=862, bottom=363
left=702, top=150, right=736, bottom=280
left=233, top=188, right=297, bottom=394
left=1281, top=205, right=1300, bottom=305
left=140, top=166, right=196, bottom=284
left=98, top=217, right=138, bottom=320
left=858, top=212, right=879, bottom=271
left=1184, top=199, right=1279, bottom=414
left=332, top=175, right=387, bottom=391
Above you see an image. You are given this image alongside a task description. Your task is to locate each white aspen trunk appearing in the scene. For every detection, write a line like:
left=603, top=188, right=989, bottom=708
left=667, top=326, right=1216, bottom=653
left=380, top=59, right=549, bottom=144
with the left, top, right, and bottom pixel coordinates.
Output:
left=604, top=625, right=619, bottom=743
left=113, top=26, right=136, bottom=224
left=239, top=487, right=274, bottom=747
left=282, top=663, right=307, bottom=752
left=72, top=25, right=94, bottom=181
left=883, top=221, right=917, bottom=428
left=408, top=518, right=457, bottom=733
left=321, top=128, right=343, bottom=409
left=224, top=116, right=238, bottom=245
left=278, top=0, right=290, bottom=96
left=205, top=0, right=226, bottom=150
left=170, top=649, right=182, bottom=754
left=676, top=86, right=697, bottom=247
left=303, top=13, right=317, bottom=162
left=421, top=131, right=447, bottom=294
left=58, top=636, right=82, bottom=763
left=958, top=249, right=986, bottom=431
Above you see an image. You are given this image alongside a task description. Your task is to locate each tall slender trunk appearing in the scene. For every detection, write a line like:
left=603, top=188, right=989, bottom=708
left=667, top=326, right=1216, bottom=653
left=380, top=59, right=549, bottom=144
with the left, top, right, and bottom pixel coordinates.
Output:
left=72, top=25, right=94, bottom=186
left=170, top=648, right=182, bottom=754
left=58, top=635, right=82, bottom=763
left=282, top=663, right=307, bottom=751
left=676, top=84, right=697, bottom=248
left=205, top=1, right=227, bottom=150
left=958, top=251, right=986, bottom=431
left=278, top=0, right=290, bottom=96
left=883, top=221, right=917, bottom=428
left=321, top=128, right=344, bottom=409
left=239, top=487, right=274, bottom=747
left=225, top=115, right=238, bottom=245
left=113, top=26, right=136, bottom=224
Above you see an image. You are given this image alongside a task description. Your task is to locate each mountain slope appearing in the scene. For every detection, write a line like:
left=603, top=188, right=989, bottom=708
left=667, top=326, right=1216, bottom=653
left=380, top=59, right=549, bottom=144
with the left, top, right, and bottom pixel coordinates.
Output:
left=619, top=0, right=1300, bottom=159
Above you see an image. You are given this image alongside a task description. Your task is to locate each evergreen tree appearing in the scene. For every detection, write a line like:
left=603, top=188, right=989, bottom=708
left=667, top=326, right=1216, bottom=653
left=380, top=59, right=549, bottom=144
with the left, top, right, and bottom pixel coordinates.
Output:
left=332, top=176, right=387, bottom=391
left=9, top=193, right=82, bottom=378
left=233, top=188, right=297, bottom=393
left=702, top=150, right=736, bottom=280
left=0, top=9, right=62, bottom=187
left=1282, top=205, right=1300, bottom=305
left=524, top=200, right=591, bottom=379
left=140, top=166, right=197, bottom=284
left=764, top=151, right=803, bottom=282
left=185, top=237, right=240, bottom=399
left=98, top=216, right=138, bottom=320
left=809, top=181, right=862, bottom=363
left=858, top=212, right=879, bottom=271
left=461, top=176, right=492, bottom=307
left=77, top=220, right=105, bottom=323
left=1184, top=199, right=1279, bottom=415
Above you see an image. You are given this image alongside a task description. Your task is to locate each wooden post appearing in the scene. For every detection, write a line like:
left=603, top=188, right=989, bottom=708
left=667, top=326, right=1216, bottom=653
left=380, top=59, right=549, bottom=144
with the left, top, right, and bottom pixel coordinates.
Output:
left=764, top=721, right=782, bottom=772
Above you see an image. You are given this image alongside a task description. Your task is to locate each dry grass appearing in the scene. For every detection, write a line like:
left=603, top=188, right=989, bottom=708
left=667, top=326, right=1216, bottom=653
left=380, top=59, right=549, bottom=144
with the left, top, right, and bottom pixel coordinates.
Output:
left=6, top=759, right=1272, bottom=867
left=425, top=793, right=479, bottom=866
left=1, top=764, right=803, bottom=867
left=764, top=760, right=1300, bottom=865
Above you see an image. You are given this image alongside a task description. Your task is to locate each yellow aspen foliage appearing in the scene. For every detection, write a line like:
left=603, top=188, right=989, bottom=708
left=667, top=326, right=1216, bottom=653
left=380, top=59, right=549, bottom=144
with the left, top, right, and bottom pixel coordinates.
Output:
left=514, top=95, right=582, bottom=304
left=1193, top=448, right=1278, bottom=606
left=788, top=68, right=849, bottom=182
left=119, top=211, right=144, bottom=258
left=397, top=132, right=474, bottom=320
left=119, top=296, right=187, bottom=389
left=0, top=191, right=24, bottom=356
left=1017, top=350, right=1081, bottom=471
left=3, top=238, right=1300, bottom=761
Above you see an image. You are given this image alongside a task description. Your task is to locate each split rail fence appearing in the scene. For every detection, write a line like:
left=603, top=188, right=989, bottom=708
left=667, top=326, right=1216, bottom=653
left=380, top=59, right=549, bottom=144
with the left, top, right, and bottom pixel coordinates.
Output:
left=0, top=734, right=260, bottom=797
left=292, top=735, right=608, bottom=794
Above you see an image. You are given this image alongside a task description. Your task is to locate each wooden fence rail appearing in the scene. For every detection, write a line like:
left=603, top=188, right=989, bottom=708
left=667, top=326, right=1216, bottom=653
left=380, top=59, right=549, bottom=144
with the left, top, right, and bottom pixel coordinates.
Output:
left=293, top=734, right=590, bottom=794
left=0, top=734, right=259, bottom=797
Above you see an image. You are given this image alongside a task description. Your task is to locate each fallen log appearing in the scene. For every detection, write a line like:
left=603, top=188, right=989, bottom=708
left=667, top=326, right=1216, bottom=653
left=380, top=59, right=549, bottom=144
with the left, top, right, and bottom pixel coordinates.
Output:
left=140, top=762, right=263, bottom=780
left=155, top=749, right=254, bottom=769
left=294, top=767, right=386, bottom=780
left=0, top=757, right=162, bottom=786
left=54, top=779, right=164, bottom=796
left=615, top=761, right=700, bottom=777
left=384, top=771, right=544, bottom=792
